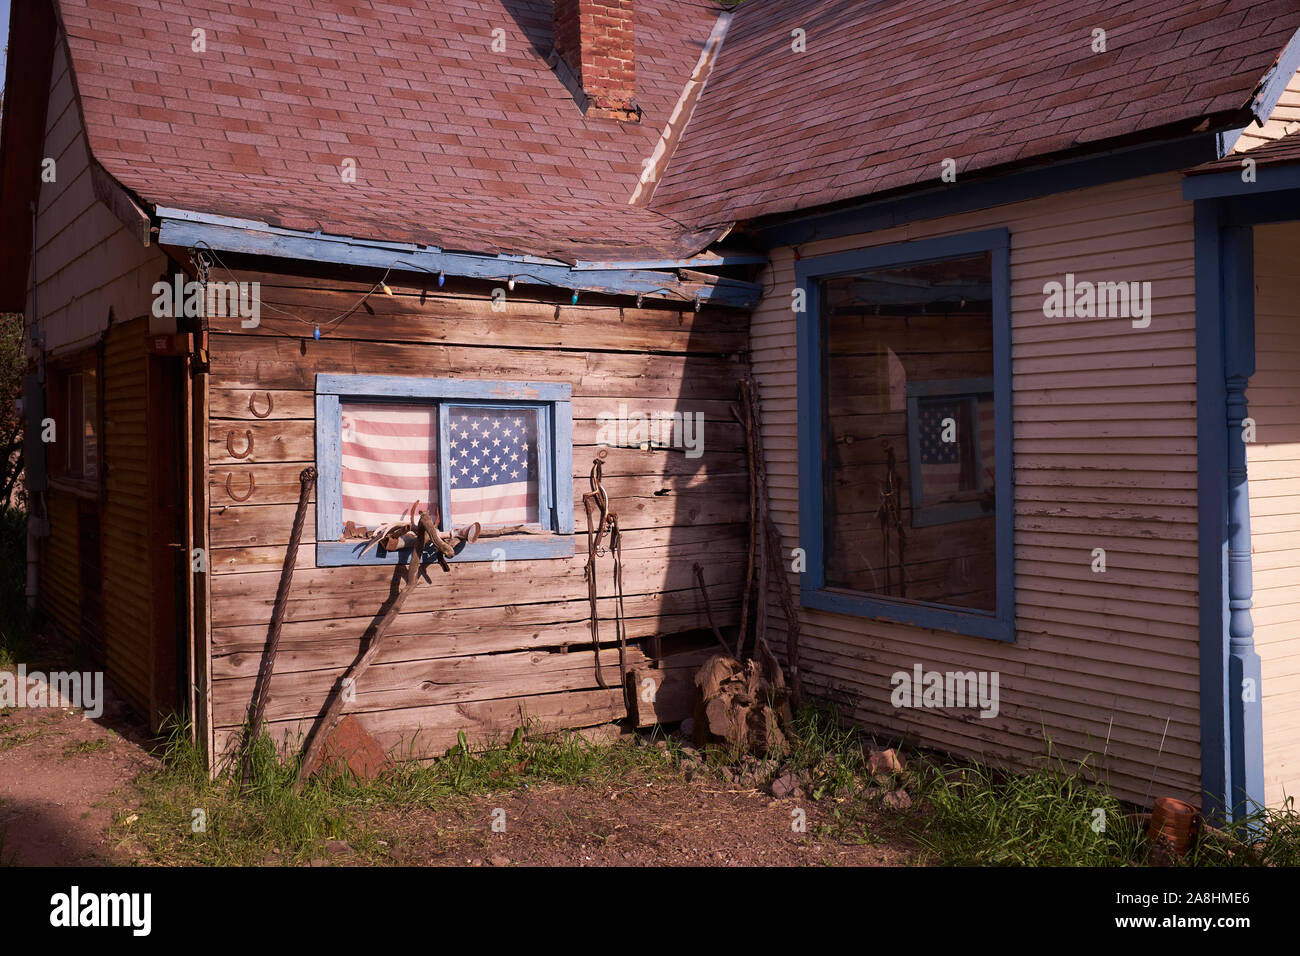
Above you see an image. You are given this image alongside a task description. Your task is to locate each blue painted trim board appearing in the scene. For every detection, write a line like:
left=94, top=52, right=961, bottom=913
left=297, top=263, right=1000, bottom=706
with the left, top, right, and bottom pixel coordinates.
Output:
left=1183, top=164, right=1300, bottom=201
left=1194, top=200, right=1231, bottom=820
left=793, top=227, right=1014, bottom=642
left=1194, top=198, right=1271, bottom=823
left=1221, top=224, right=1265, bottom=820
left=156, top=213, right=762, bottom=309
left=1251, top=29, right=1300, bottom=124
left=314, top=373, right=575, bottom=565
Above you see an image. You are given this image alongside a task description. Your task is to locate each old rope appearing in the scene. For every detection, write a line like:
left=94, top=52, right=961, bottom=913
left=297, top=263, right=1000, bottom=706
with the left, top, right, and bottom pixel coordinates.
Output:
left=240, top=466, right=316, bottom=794
left=583, top=457, right=628, bottom=695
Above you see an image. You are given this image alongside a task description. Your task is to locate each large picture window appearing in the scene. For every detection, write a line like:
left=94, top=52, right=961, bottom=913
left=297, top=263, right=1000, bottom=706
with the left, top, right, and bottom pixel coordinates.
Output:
left=316, top=375, right=573, bottom=565
left=796, top=229, right=1013, bottom=641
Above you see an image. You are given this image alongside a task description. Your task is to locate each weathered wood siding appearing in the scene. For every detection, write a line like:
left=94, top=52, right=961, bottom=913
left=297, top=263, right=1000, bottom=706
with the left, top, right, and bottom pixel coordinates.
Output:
left=753, top=172, right=1202, bottom=805
left=28, top=34, right=163, bottom=356
left=205, top=269, right=748, bottom=762
left=1250, top=221, right=1300, bottom=808
left=100, top=318, right=152, bottom=716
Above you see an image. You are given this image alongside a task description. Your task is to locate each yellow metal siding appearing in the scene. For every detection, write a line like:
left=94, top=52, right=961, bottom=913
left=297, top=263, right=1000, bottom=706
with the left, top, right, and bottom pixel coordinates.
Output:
left=100, top=319, right=152, bottom=715
left=752, top=172, right=1201, bottom=805
left=38, top=490, right=80, bottom=638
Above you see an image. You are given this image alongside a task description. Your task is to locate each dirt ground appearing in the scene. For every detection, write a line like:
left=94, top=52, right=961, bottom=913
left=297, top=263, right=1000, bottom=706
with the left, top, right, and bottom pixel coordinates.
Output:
left=375, top=781, right=917, bottom=867
left=0, top=693, right=922, bottom=867
left=0, top=695, right=154, bottom=866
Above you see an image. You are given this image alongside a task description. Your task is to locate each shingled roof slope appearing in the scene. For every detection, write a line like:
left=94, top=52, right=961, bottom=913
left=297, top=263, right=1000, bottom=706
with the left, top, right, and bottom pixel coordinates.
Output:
left=1190, top=127, right=1300, bottom=172
left=651, top=0, right=1300, bottom=229
left=56, top=0, right=723, bottom=262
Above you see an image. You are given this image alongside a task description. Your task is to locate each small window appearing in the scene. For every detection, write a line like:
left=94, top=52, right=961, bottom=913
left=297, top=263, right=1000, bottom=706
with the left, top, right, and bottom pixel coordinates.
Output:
left=49, top=364, right=98, bottom=484
left=316, top=376, right=573, bottom=565
left=795, top=229, right=1013, bottom=641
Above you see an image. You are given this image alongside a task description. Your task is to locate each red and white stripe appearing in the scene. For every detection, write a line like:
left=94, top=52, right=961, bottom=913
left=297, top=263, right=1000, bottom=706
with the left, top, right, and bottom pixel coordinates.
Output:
left=340, top=404, right=438, bottom=531
left=450, top=479, right=537, bottom=526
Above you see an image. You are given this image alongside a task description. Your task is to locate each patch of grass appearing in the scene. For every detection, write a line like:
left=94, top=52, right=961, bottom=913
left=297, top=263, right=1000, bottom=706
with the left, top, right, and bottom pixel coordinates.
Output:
left=123, top=719, right=675, bottom=866
left=1176, top=797, right=1300, bottom=867
left=0, top=727, right=42, bottom=752
left=63, top=738, right=110, bottom=758
left=908, top=747, right=1146, bottom=866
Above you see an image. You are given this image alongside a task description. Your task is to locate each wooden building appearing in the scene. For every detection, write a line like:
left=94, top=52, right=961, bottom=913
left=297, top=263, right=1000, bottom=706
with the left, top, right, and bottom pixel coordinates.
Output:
left=3, top=0, right=1300, bottom=822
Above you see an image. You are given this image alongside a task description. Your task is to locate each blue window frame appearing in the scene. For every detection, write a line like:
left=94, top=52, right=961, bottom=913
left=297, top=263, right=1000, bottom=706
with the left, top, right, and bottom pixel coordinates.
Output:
left=314, top=374, right=574, bottom=566
left=794, top=227, right=1014, bottom=642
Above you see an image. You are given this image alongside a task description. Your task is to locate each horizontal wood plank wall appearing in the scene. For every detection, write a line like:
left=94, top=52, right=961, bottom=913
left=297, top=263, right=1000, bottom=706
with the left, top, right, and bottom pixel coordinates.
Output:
left=28, top=34, right=164, bottom=357
left=754, top=172, right=1202, bottom=805
left=1249, top=222, right=1300, bottom=808
left=38, top=490, right=80, bottom=639
left=100, top=318, right=152, bottom=716
left=206, top=271, right=748, bottom=762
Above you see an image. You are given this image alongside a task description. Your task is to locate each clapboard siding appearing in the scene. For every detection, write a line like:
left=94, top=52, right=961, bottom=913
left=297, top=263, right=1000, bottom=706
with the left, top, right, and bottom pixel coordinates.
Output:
left=99, top=319, right=153, bottom=716
left=27, top=34, right=164, bottom=357
left=1250, top=222, right=1300, bottom=808
left=752, top=172, right=1202, bottom=805
left=205, top=270, right=748, bottom=763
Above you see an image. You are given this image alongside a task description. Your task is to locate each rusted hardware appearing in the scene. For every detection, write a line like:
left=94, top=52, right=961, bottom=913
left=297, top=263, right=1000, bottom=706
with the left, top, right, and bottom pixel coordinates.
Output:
left=247, top=392, right=274, bottom=418
left=225, top=472, right=255, bottom=502
left=227, top=429, right=254, bottom=459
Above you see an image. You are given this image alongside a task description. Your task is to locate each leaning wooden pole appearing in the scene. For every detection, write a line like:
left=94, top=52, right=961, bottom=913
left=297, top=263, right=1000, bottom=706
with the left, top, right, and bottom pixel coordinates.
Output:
left=240, top=466, right=316, bottom=794
left=294, top=524, right=431, bottom=792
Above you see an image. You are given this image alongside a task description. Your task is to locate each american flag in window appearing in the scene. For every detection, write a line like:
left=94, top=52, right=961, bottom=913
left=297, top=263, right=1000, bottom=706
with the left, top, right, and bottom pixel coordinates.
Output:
left=339, top=403, right=438, bottom=534
left=447, top=405, right=540, bottom=527
left=915, top=392, right=994, bottom=506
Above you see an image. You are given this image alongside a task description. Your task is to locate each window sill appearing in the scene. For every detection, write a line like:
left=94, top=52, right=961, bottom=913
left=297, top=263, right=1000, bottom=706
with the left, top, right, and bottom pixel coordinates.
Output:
left=799, top=584, right=1014, bottom=643
left=316, top=535, right=575, bottom=567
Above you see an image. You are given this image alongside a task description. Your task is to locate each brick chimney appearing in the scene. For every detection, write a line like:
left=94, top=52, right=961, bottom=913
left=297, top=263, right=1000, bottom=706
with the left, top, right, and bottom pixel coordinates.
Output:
left=552, top=0, right=640, bottom=122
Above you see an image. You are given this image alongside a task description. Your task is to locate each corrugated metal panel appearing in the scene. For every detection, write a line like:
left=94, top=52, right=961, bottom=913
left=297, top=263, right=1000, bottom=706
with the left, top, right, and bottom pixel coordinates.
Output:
left=753, top=172, right=1201, bottom=805
left=100, top=318, right=152, bottom=715
left=1250, top=221, right=1300, bottom=808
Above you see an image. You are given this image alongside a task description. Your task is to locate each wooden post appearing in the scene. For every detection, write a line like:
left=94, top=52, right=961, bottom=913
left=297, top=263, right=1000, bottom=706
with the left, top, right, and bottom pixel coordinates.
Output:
left=294, top=523, right=430, bottom=791
left=239, top=466, right=315, bottom=794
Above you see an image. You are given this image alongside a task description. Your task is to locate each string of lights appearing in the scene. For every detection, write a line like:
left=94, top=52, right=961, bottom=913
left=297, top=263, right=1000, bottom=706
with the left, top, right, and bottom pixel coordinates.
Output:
left=186, top=242, right=711, bottom=341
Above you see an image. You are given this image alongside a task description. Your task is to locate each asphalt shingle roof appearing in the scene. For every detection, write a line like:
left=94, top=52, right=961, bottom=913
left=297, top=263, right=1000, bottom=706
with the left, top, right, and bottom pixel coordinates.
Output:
left=50, top=0, right=1300, bottom=258
left=651, top=0, right=1300, bottom=229
left=57, top=0, right=724, bottom=261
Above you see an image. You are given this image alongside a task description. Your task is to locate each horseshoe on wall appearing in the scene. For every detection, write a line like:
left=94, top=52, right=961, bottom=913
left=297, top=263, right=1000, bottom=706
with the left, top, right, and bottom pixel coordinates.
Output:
left=227, top=429, right=254, bottom=459
left=247, top=392, right=274, bottom=418
left=226, top=472, right=255, bottom=502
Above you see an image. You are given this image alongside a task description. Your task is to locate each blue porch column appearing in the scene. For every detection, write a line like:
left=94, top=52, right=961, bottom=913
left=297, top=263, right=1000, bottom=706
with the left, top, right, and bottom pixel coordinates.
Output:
left=1221, top=225, right=1265, bottom=820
